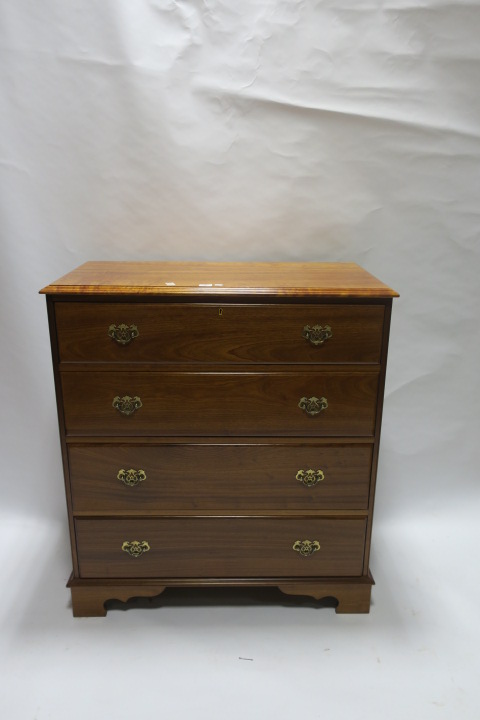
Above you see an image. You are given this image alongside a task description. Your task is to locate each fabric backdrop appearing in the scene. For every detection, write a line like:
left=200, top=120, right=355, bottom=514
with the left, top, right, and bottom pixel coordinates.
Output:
left=0, top=2, right=479, bottom=717
left=2, top=0, right=478, bottom=522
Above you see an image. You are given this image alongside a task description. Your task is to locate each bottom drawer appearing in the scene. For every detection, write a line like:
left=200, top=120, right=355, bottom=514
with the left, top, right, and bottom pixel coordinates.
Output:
left=75, top=517, right=367, bottom=579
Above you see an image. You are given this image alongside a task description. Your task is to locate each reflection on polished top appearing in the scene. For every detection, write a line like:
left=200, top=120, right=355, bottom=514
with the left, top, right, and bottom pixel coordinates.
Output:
left=40, top=261, right=399, bottom=298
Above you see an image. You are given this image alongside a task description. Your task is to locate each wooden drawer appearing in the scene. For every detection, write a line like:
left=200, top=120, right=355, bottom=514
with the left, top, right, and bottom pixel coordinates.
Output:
left=55, top=303, right=384, bottom=364
left=69, top=443, right=373, bottom=511
left=75, top=517, right=367, bottom=578
left=61, top=371, right=379, bottom=437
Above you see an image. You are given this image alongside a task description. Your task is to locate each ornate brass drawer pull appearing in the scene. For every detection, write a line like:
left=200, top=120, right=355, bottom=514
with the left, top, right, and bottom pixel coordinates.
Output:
left=298, top=396, right=328, bottom=416
left=122, top=540, right=150, bottom=557
left=296, top=469, right=325, bottom=487
left=302, top=324, right=332, bottom=346
left=112, top=395, right=143, bottom=416
left=108, top=324, right=139, bottom=345
left=292, top=540, right=321, bottom=557
left=117, top=469, right=146, bottom=487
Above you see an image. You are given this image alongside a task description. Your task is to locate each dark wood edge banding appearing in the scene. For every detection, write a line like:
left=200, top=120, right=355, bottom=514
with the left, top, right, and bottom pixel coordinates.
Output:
left=65, top=436, right=376, bottom=445
left=363, top=299, right=392, bottom=575
left=58, top=363, right=383, bottom=372
left=43, top=294, right=395, bottom=304
left=68, top=571, right=375, bottom=588
left=71, top=509, right=370, bottom=518
left=46, top=297, right=80, bottom=576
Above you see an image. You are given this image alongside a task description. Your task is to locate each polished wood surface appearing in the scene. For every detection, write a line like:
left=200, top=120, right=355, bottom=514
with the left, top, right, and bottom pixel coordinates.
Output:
left=41, top=261, right=399, bottom=297
left=46, top=297, right=80, bottom=576
left=68, top=443, right=373, bottom=511
left=61, top=370, right=379, bottom=437
left=278, top=575, right=373, bottom=613
left=75, top=517, right=367, bottom=578
left=363, top=300, right=392, bottom=576
left=55, top=302, right=384, bottom=364
left=43, top=261, right=396, bottom=615
left=69, top=580, right=166, bottom=617
left=68, top=574, right=373, bottom=616
left=65, top=436, right=374, bottom=445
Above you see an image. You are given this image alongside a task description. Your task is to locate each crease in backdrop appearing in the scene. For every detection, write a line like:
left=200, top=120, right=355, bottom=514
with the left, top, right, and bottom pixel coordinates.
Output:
left=0, top=0, right=479, bottom=533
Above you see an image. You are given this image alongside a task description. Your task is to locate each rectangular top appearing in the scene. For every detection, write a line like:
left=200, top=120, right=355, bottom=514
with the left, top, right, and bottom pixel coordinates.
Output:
left=40, top=261, right=398, bottom=298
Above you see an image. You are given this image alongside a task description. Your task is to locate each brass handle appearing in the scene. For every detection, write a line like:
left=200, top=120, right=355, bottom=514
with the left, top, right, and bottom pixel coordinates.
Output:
left=117, top=469, right=146, bottom=487
left=302, top=324, right=332, bottom=346
left=298, top=396, right=328, bottom=416
left=296, top=469, right=325, bottom=487
left=108, top=324, right=139, bottom=345
left=292, top=540, right=321, bottom=557
left=112, top=395, right=142, bottom=416
left=122, top=540, right=150, bottom=557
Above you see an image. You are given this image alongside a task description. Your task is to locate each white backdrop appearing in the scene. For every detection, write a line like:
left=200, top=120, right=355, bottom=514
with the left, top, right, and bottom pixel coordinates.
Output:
left=1, top=2, right=479, bottom=718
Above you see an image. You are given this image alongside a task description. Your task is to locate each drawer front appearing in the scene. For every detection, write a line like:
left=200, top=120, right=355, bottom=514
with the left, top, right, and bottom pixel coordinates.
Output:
left=55, top=303, right=384, bottom=364
left=61, top=371, right=378, bottom=437
left=75, top=517, right=367, bottom=578
left=69, top=444, right=373, bottom=511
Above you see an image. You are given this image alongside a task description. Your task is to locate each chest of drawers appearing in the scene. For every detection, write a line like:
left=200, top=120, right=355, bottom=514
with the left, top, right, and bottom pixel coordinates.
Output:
left=41, top=261, right=397, bottom=616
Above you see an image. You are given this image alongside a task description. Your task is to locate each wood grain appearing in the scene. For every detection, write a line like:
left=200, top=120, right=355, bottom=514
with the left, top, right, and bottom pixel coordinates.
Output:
left=68, top=443, right=373, bottom=511
left=42, top=261, right=397, bottom=616
left=40, top=261, right=399, bottom=298
left=363, top=299, right=392, bottom=575
left=67, top=573, right=374, bottom=615
left=61, top=370, right=379, bottom=437
left=75, top=517, right=367, bottom=578
left=46, top=297, right=80, bottom=576
left=278, top=576, right=373, bottom=613
left=55, top=302, right=384, bottom=364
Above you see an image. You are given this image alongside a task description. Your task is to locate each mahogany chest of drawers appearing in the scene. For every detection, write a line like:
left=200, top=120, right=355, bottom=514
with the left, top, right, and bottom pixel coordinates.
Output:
left=41, top=261, right=397, bottom=616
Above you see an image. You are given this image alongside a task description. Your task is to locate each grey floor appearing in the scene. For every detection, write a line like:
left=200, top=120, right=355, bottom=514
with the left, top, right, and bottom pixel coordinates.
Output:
left=1, top=508, right=478, bottom=719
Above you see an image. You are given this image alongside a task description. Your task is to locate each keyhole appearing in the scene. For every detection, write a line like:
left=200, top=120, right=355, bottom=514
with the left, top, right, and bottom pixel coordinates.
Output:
left=218, top=308, right=223, bottom=316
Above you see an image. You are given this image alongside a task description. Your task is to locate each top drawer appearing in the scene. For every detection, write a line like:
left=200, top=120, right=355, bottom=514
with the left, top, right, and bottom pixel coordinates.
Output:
left=55, top=303, right=384, bottom=364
